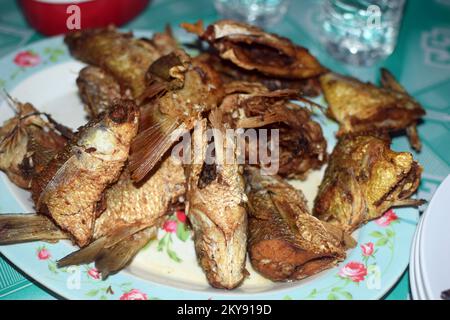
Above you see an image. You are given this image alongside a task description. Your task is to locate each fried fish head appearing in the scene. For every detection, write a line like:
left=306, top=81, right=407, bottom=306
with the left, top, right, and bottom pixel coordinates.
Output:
left=320, top=71, right=425, bottom=150
left=313, top=135, right=423, bottom=233
left=245, top=167, right=347, bottom=281
left=182, top=20, right=327, bottom=79
left=31, top=100, right=139, bottom=247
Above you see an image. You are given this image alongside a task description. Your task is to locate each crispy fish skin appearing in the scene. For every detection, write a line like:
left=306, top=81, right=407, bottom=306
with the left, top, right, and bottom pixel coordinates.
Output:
left=76, top=66, right=124, bottom=119
left=320, top=71, right=425, bottom=151
left=313, top=135, right=423, bottom=233
left=65, top=27, right=162, bottom=99
left=195, top=52, right=322, bottom=97
left=31, top=100, right=139, bottom=247
left=186, top=118, right=247, bottom=289
left=245, top=167, right=346, bottom=282
left=219, top=83, right=327, bottom=179
left=93, top=157, right=186, bottom=239
left=0, top=101, right=69, bottom=189
left=182, top=20, right=326, bottom=79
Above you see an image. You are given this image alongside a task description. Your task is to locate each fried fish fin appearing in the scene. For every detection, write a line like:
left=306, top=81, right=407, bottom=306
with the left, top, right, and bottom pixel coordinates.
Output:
left=0, top=99, right=68, bottom=189
left=57, top=224, right=155, bottom=279
left=313, top=134, right=423, bottom=232
left=95, top=227, right=156, bottom=279
left=129, top=50, right=223, bottom=182
left=320, top=71, right=425, bottom=150
left=245, top=167, right=346, bottom=282
left=0, top=214, right=67, bottom=245
left=381, top=68, right=423, bottom=151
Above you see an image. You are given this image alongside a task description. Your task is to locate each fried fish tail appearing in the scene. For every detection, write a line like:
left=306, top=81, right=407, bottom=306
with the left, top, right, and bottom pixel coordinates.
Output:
left=0, top=214, right=67, bottom=245
left=58, top=225, right=156, bottom=279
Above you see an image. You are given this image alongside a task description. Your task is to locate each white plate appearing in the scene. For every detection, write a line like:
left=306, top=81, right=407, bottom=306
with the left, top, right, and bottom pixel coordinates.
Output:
left=419, top=175, right=450, bottom=300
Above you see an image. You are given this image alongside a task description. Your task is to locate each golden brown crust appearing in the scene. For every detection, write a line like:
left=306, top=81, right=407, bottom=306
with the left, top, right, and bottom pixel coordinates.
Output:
left=93, top=157, right=186, bottom=238
left=186, top=118, right=248, bottom=289
left=320, top=71, right=425, bottom=151
left=182, top=20, right=327, bottom=79
left=245, top=167, right=346, bottom=281
left=65, top=27, right=161, bottom=99
left=313, top=135, right=423, bottom=232
left=31, top=100, right=139, bottom=247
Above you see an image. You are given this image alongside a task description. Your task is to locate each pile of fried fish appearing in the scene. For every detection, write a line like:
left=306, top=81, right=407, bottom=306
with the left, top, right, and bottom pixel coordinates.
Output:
left=0, top=20, right=425, bottom=289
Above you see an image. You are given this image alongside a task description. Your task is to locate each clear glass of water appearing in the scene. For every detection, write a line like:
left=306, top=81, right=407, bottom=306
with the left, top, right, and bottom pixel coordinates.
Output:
left=214, top=0, right=291, bottom=27
left=319, top=0, right=407, bottom=66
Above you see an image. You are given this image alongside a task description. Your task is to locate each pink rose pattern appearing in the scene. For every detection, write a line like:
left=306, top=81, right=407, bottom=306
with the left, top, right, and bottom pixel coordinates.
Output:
left=338, top=262, right=368, bottom=282
left=14, top=51, right=40, bottom=67
left=375, top=209, right=398, bottom=227
left=88, top=268, right=101, bottom=280
left=119, top=289, right=148, bottom=300
left=163, top=220, right=177, bottom=233
left=360, top=242, right=374, bottom=256
left=37, top=248, right=51, bottom=260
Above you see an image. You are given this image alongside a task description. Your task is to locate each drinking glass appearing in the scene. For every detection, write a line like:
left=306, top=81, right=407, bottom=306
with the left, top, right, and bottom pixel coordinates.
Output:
left=214, top=0, right=291, bottom=27
left=319, top=0, right=407, bottom=66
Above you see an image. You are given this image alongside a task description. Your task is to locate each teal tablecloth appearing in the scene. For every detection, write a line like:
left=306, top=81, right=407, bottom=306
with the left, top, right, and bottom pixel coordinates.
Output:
left=0, top=0, right=449, bottom=300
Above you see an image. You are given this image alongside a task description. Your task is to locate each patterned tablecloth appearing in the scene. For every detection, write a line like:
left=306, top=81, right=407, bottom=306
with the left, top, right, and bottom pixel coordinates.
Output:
left=0, top=0, right=449, bottom=300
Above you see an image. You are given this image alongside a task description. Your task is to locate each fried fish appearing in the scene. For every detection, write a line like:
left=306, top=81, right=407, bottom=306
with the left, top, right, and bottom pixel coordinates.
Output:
left=195, top=52, right=322, bottom=97
left=182, top=20, right=326, bottom=79
left=129, top=49, right=224, bottom=181
left=245, top=166, right=351, bottom=282
left=185, top=113, right=247, bottom=289
left=320, top=70, right=425, bottom=151
left=65, top=27, right=162, bottom=99
left=76, top=66, right=124, bottom=119
left=0, top=97, right=70, bottom=189
left=219, top=82, right=327, bottom=179
left=31, top=100, right=139, bottom=246
left=313, top=134, right=424, bottom=233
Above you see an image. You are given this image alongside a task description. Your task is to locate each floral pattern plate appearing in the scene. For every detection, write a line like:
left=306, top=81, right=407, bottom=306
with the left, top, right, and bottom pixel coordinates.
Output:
left=0, top=32, right=419, bottom=300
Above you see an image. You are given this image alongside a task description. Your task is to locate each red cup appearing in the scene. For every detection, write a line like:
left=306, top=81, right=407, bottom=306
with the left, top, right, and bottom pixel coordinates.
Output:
left=19, top=0, right=150, bottom=36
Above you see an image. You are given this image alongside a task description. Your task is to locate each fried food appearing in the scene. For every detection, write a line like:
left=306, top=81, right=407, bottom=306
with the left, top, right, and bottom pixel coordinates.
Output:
left=220, top=82, right=327, bottom=179
left=195, top=52, right=322, bottom=97
left=245, top=166, right=351, bottom=281
left=0, top=214, right=67, bottom=244
left=76, top=66, right=124, bottom=119
left=313, top=134, right=424, bottom=233
left=93, top=157, right=186, bottom=239
left=320, top=70, right=425, bottom=151
left=185, top=115, right=247, bottom=289
left=65, top=27, right=161, bottom=99
left=182, top=20, right=326, bottom=79
left=129, top=49, right=224, bottom=181
left=31, top=100, right=139, bottom=246
left=0, top=97, right=70, bottom=189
